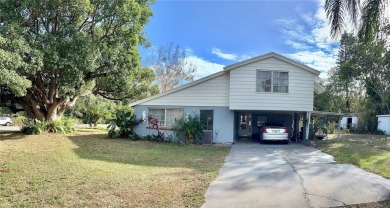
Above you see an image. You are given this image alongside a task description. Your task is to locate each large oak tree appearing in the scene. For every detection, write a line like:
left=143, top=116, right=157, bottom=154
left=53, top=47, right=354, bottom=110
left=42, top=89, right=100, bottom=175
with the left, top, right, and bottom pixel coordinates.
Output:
left=0, top=0, right=158, bottom=121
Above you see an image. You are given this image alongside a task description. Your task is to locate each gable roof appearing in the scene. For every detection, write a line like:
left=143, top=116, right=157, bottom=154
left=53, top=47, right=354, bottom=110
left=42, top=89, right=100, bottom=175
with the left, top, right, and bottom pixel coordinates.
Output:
left=224, top=52, right=321, bottom=75
left=129, top=71, right=227, bottom=106
left=130, top=52, right=325, bottom=106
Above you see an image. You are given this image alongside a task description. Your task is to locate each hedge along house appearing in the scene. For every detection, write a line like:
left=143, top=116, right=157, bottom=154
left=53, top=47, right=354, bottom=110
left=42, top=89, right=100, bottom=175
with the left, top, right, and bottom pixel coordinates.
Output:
left=130, top=52, right=326, bottom=144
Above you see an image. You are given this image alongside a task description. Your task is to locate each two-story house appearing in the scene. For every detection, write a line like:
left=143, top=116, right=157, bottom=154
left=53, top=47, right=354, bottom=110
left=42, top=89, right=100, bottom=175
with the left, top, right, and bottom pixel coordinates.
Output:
left=130, top=52, right=325, bottom=143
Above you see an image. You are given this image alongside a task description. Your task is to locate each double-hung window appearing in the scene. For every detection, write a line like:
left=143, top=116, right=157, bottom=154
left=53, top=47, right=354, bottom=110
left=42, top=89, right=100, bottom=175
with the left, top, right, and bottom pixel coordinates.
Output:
left=256, top=70, right=289, bottom=93
left=148, top=108, right=184, bottom=127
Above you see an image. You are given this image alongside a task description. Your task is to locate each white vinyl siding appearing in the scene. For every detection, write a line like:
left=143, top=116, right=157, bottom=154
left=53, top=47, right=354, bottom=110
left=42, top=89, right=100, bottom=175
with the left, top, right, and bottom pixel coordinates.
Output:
left=141, top=73, right=229, bottom=106
left=229, top=57, right=316, bottom=111
left=149, top=108, right=184, bottom=127
left=256, top=70, right=288, bottom=93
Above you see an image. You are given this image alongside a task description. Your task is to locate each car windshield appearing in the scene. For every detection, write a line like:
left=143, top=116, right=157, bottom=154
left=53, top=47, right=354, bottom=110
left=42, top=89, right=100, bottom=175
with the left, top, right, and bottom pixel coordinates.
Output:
left=264, top=123, right=284, bottom=128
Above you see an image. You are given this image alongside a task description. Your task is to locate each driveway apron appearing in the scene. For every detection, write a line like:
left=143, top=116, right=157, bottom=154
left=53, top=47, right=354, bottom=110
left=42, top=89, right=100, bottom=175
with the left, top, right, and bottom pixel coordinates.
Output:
left=204, top=142, right=390, bottom=208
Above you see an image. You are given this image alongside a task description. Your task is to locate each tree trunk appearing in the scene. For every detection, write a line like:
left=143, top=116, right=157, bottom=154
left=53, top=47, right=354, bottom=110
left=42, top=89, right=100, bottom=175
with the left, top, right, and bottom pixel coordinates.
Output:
left=16, top=94, right=78, bottom=122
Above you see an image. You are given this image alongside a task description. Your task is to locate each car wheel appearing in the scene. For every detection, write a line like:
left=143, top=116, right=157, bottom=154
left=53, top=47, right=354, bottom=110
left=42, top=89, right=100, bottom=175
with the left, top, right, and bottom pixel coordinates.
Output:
left=284, top=140, right=289, bottom=145
left=5, top=122, right=10, bottom=126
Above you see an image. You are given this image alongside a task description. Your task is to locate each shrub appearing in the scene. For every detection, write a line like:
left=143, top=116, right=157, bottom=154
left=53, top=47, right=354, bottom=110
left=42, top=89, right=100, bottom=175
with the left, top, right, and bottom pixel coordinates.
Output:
left=130, top=133, right=142, bottom=141
left=173, top=114, right=203, bottom=144
left=67, top=117, right=82, bottom=125
left=21, top=117, right=75, bottom=135
left=142, top=135, right=154, bottom=141
left=326, top=121, right=337, bottom=134
left=47, top=117, right=75, bottom=133
left=108, top=109, right=143, bottom=139
left=141, top=134, right=161, bottom=142
left=12, top=116, right=27, bottom=126
left=21, top=119, right=47, bottom=135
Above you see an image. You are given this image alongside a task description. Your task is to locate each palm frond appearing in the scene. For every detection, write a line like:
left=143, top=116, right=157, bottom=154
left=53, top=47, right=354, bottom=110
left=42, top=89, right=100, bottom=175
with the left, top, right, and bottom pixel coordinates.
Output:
left=359, top=0, right=386, bottom=42
left=325, top=0, right=344, bottom=38
left=325, top=0, right=360, bottom=38
left=345, top=0, right=360, bottom=26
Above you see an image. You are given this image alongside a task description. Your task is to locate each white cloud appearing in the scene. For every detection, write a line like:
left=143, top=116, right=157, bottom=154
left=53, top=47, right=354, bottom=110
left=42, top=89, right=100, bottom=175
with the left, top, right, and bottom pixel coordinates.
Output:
left=276, top=0, right=345, bottom=79
left=211, top=47, right=253, bottom=62
left=211, top=48, right=237, bottom=61
left=287, top=50, right=338, bottom=79
left=186, top=55, right=225, bottom=80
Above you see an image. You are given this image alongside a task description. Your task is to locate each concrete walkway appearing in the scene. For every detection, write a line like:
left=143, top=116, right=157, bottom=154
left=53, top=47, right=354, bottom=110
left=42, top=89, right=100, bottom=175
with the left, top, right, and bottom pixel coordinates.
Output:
left=0, top=126, right=20, bottom=132
left=204, top=142, right=390, bottom=208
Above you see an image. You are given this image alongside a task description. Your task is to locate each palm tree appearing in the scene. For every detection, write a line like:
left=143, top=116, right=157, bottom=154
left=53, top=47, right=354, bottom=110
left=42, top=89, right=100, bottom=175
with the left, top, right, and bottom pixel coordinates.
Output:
left=325, top=0, right=388, bottom=41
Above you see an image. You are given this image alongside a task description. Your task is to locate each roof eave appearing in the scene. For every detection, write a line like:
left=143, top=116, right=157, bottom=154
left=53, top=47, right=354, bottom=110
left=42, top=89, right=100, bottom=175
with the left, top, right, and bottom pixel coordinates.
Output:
left=129, top=70, right=227, bottom=107
left=311, top=111, right=346, bottom=117
left=224, top=52, right=321, bottom=75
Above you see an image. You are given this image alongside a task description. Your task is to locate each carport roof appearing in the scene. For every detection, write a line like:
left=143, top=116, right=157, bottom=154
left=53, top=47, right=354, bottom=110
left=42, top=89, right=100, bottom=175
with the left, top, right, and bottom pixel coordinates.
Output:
left=311, top=111, right=345, bottom=117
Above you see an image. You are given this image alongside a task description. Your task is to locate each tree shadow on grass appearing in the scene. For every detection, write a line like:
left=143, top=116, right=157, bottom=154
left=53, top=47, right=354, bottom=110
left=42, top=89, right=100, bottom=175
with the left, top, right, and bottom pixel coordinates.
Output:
left=66, top=132, right=230, bottom=171
left=0, top=132, right=26, bottom=141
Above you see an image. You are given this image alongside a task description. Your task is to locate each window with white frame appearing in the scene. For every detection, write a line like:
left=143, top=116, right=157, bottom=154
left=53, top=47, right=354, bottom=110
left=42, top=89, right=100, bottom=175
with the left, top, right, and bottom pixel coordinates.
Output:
left=148, top=108, right=184, bottom=127
left=256, top=70, right=289, bottom=93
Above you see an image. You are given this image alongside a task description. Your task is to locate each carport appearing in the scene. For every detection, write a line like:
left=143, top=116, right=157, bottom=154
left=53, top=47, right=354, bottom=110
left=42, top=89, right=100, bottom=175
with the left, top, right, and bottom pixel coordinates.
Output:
left=234, top=110, right=345, bottom=144
left=311, top=111, right=346, bottom=140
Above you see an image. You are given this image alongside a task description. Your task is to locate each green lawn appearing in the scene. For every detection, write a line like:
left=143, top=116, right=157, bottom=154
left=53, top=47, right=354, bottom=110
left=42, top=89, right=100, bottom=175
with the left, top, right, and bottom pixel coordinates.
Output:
left=312, top=134, right=390, bottom=178
left=0, top=129, right=230, bottom=207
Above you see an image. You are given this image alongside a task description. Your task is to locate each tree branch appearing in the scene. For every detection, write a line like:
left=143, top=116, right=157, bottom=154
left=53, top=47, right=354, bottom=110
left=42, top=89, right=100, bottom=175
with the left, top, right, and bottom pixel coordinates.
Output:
left=84, top=70, right=108, bottom=81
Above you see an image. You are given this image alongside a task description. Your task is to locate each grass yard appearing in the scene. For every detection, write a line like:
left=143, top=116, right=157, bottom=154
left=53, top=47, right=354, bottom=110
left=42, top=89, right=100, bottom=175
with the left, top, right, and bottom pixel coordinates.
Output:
left=312, top=134, right=390, bottom=178
left=0, top=129, right=230, bottom=207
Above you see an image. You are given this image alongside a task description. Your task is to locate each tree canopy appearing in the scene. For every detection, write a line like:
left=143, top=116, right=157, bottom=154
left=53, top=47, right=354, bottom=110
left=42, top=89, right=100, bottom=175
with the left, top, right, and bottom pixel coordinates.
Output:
left=0, top=0, right=158, bottom=121
left=316, top=26, right=390, bottom=132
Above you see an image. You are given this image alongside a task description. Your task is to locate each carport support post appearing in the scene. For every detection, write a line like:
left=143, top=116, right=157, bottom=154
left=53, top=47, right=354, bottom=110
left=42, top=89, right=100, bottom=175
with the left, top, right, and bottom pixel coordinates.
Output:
left=338, top=117, right=341, bottom=140
left=303, top=112, right=311, bottom=145
left=302, top=113, right=307, bottom=144
left=294, top=113, right=299, bottom=143
left=306, top=112, right=311, bottom=145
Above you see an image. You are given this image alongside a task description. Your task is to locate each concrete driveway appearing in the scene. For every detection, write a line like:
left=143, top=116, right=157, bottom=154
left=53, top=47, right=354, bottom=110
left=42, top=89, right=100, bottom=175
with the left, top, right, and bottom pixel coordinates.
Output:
left=204, top=142, right=390, bottom=208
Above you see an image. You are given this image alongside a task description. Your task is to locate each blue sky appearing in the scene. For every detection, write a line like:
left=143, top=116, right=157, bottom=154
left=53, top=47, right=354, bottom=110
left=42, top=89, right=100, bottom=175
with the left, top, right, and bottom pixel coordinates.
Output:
left=140, top=0, right=341, bottom=79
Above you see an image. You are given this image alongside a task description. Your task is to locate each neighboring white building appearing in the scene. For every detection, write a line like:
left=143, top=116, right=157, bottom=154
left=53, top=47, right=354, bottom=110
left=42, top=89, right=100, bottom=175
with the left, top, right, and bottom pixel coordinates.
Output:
left=130, top=52, right=326, bottom=143
left=339, top=116, right=358, bottom=130
left=377, top=115, right=390, bottom=135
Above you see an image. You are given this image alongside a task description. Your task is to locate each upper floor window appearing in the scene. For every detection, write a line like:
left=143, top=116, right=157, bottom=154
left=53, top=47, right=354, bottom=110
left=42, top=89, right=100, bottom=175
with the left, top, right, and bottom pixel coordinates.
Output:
left=256, top=70, right=289, bottom=93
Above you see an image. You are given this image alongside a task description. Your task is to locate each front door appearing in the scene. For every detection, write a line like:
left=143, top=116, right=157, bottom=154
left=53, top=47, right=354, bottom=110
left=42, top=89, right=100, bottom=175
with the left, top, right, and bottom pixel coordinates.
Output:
left=200, top=110, right=213, bottom=144
left=238, top=113, right=252, bottom=137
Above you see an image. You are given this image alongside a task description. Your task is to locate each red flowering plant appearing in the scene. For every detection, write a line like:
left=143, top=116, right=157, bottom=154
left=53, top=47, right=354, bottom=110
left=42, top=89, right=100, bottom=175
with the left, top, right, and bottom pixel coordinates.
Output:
left=148, top=114, right=165, bottom=141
